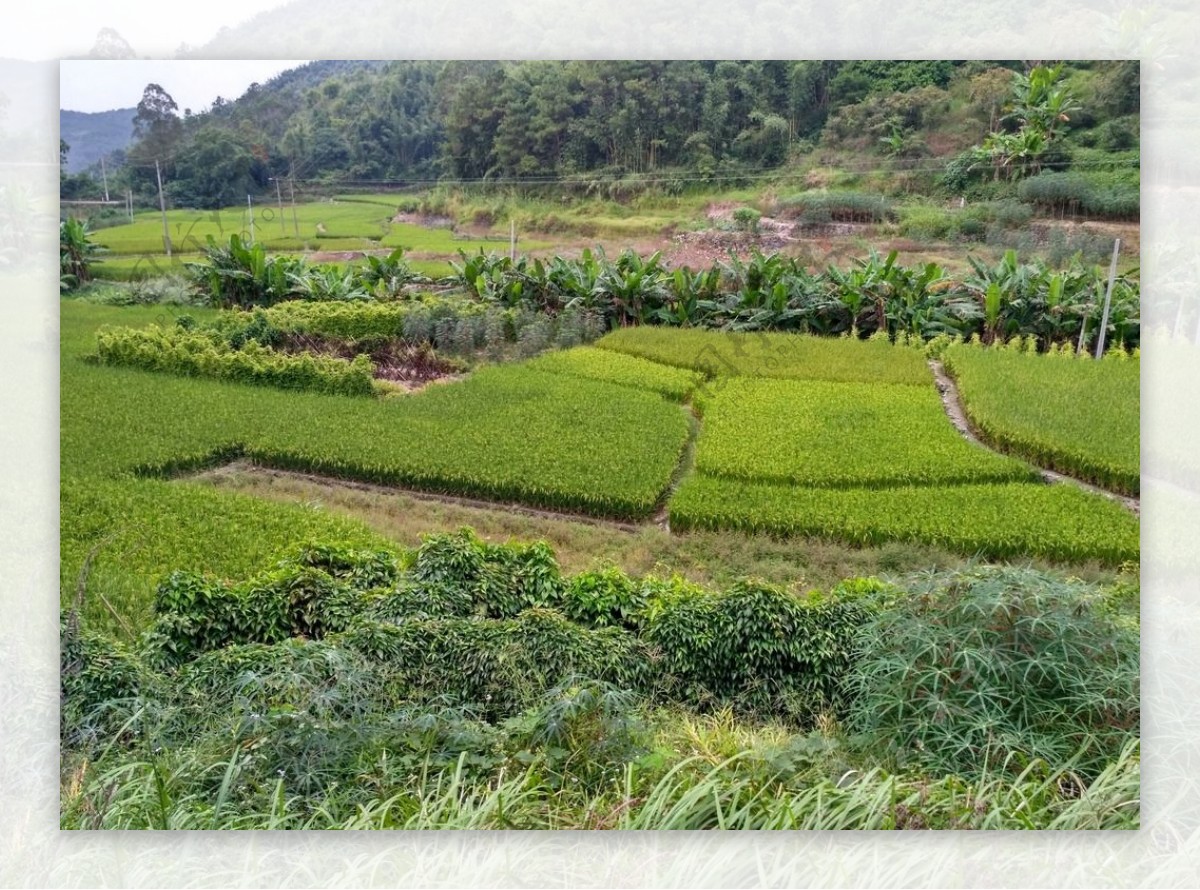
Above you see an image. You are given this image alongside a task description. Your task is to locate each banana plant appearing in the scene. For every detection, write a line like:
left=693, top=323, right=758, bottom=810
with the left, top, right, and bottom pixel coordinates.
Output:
left=60, top=218, right=100, bottom=291
left=656, top=265, right=722, bottom=326
left=361, top=247, right=421, bottom=295
left=288, top=266, right=371, bottom=302
left=186, top=234, right=302, bottom=309
left=600, top=249, right=671, bottom=326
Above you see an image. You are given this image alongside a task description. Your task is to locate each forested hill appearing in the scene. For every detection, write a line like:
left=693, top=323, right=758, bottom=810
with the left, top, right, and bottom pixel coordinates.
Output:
left=59, top=108, right=137, bottom=173
left=99, top=59, right=1139, bottom=210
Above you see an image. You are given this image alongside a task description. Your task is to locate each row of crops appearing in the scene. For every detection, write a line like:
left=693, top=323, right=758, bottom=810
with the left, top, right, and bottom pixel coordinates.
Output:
left=80, top=216, right=1139, bottom=356
left=943, top=345, right=1140, bottom=495
left=689, top=377, right=1037, bottom=489
left=63, top=301, right=1139, bottom=644
left=65, top=358, right=690, bottom=521
left=593, top=327, right=1139, bottom=565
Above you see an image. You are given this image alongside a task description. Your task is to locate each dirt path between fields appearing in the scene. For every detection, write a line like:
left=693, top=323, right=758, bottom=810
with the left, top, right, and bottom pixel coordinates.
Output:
left=651, top=404, right=702, bottom=531
left=192, top=459, right=647, bottom=532
left=928, top=359, right=1140, bottom=515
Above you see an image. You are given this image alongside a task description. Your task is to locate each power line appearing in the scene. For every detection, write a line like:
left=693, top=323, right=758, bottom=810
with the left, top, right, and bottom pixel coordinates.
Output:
left=286, top=159, right=1140, bottom=190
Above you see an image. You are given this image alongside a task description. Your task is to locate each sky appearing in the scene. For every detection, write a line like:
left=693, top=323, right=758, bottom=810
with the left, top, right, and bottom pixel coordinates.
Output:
left=3, top=0, right=289, bottom=60
left=60, top=59, right=310, bottom=113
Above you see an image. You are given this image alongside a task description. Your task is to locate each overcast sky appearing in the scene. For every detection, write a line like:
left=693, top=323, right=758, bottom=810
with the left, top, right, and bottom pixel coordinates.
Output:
left=5, top=1, right=289, bottom=60
left=60, top=59, right=310, bottom=113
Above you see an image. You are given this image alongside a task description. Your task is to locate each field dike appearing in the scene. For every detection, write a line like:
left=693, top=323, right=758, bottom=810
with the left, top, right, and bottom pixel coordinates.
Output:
left=929, top=359, right=1140, bottom=515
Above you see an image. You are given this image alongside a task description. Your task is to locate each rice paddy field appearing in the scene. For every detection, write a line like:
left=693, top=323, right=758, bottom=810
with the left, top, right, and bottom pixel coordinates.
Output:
left=60, top=298, right=1141, bottom=832
left=88, top=197, right=549, bottom=281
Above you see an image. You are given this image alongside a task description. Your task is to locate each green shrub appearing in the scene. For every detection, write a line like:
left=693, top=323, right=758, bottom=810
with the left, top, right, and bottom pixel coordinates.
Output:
left=641, top=580, right=871, bottom=720
left=897, top=206, right=956, bottom=241
left=144, top=561, right=378, bottom=666
left=1018, top=171, right=1139, bottom=219
left=732, top=207, right=762, bottom=234
left=61, top=615, right=147, bottom=743
left=562, top=567, right=647, bottom=630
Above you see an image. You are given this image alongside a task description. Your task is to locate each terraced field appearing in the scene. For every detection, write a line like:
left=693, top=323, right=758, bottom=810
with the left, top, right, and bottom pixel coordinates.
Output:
left=597, top=327, right=933, bottom=386
left=62, top=302, right=689, bottom=629
left=63, top=301, right=1140, bottom=642
left=692, top=376, right=1037, bottom=488
left=942, top=345, right=1140, bottom=496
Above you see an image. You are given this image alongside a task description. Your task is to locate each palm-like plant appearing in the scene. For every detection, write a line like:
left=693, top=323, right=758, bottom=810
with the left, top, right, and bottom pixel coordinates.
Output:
left=60, top=218, right=100, bottom=291
left=288, top=266, right=371, bottom=302
left=361, top=247, right=421, bottom=296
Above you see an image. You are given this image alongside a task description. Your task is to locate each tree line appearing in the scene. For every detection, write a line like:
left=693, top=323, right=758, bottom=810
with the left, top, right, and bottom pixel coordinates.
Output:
left=61, top=60, right=1138, bottom=210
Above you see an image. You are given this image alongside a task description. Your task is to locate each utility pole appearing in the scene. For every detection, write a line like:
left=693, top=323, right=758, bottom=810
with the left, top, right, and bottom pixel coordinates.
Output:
left=274, top=177, right=286, bottom=235
left=155, top=159, right=172, bottom=258
left=1094, top=239, right=1121, bottom=358
left=247, top=194, right=255, bottom=243
left=288, top=163, right=300, bottom=237
left=509, top=218, right=516, bottom=261
left=99, top=156, right=110, bottom=202
left=127, top=189, right=133, bottom=223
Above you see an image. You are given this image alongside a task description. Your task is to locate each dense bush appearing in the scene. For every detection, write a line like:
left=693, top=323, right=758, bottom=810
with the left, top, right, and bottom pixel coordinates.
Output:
left=60, top=535, right=1140, bottom=830
left=770, top=191, right=895, bottom=224
left=1018, top=171, right=1139, bottom=219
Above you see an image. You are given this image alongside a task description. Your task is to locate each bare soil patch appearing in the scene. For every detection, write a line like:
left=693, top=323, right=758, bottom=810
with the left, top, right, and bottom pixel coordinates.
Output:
left=277, top=332, right=465, bottom=388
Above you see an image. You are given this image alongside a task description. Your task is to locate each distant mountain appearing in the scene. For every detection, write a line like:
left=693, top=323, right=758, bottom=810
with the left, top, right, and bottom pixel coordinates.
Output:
left=59, top=108, right=136, bottom=173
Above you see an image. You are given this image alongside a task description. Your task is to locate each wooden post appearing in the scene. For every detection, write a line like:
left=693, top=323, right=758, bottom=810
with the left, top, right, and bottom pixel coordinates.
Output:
left=247, top=194, right=255, bottom=243
left=509, top=218, right=516, bottom=261
left=155, top=159, right=172, bottom=258
left=1094, top=239, right=1121, bottom=358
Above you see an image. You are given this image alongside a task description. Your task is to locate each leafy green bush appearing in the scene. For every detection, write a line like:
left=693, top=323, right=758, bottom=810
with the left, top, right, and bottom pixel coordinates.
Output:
left=561, top=567, right=648, bottom=631
left=897, top=205, right=957, bottom=241
left=408, top=528, right=564, bottom=619
left=642, top=580, right=871, bottom=719
left=60, top=615, right=146, bottom=743
left=845, top=566, right=1139, bottom=779
left=502, top=680, right=649, bottom=790
left=731, top=207, right=762, bottom=233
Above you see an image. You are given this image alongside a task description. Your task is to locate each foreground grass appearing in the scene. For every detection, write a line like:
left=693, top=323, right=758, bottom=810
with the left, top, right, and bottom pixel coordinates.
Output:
left=61, top=723, right=1139, bottom=830
left=61, top=547, right=1139, bottom=831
